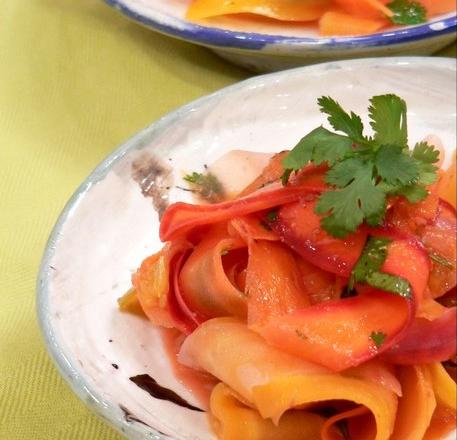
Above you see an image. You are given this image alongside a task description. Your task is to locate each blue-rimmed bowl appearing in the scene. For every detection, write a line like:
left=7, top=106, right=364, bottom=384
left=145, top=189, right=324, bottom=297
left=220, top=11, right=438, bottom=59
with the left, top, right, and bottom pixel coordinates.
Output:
left=104, top=0, right=456, bottom=71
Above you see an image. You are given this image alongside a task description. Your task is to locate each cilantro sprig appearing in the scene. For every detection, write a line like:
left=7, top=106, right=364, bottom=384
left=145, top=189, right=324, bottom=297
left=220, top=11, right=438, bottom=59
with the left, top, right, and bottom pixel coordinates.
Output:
left=183, top=171, right=224, bottom=203
left=349, top=236, right=412, bottom=298
left=387, top=0, right=427, bottom=25
left=282, top=94, right=440, bottom=238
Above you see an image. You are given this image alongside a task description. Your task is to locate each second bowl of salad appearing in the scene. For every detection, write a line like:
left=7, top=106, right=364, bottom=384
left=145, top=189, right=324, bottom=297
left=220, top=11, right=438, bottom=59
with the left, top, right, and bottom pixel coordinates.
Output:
left=105, top=0, right=456, bottom=71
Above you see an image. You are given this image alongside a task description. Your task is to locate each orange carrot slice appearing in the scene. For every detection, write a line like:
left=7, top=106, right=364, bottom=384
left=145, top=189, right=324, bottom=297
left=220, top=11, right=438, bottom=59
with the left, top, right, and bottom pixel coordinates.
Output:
left=256, top=238, right=429, bottom=371
left=132, top=240, right=196, bottom=333
left=333, top=0, right=392, bottom=18
left=179, top=227, right=248, bottom=319
left=319, top=10, right=388, bottom=36
left=438, top=154, right=456, bottom=209
left=252, top=375, right=397, bottom=438
left=186, top=0, right=331, bottom=22
left=246, top=240, right=310, bottom=325
left=210, top=383, right=327, bottom=440
left=238, top=151, right=288, bottom=197
left=391, top=365, right=436, bottom=439
left=420, top=0, right=457, bottom=16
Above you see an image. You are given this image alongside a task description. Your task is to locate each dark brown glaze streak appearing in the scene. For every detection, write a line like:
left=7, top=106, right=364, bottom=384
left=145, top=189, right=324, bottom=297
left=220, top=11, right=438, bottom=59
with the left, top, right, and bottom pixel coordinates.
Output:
left=129, top=374, right=204, bottom=412
left=131, top=153, right=173, bottom=219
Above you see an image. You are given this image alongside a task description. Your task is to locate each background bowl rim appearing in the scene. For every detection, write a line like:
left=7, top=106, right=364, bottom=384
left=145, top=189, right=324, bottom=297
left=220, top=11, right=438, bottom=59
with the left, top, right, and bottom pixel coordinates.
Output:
left=104, top=0, right=457, bottom=51
left=37, top=56, right=457, bottom=440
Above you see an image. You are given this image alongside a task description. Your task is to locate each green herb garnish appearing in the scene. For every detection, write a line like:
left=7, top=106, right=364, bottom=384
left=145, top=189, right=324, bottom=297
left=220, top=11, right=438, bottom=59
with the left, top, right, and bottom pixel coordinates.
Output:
left=430, top=253, right=454, bottom=269
left=387, top=0, right=427, bottom=25
left=183, top=171, right=224, bottom=203
left=349, top=237, right=390, bottom=289
left=266, top=210, right=278, bottom=222
left=366, top=272, right=412, bottom=298
left=350, top=236, right=412, bottom=298
left=370, top=331, right=386, bottom=349
left=282, top=94, right=439, bottom=238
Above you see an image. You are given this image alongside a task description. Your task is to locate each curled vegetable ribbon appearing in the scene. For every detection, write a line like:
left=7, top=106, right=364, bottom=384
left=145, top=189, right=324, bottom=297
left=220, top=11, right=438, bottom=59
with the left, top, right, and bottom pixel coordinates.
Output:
left=129, top=160, right=457, bottom=370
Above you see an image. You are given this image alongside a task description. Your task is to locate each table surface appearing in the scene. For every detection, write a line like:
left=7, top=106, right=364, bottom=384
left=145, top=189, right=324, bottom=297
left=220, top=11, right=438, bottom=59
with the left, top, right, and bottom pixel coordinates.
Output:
left=0, top=1, right=455, bottom=439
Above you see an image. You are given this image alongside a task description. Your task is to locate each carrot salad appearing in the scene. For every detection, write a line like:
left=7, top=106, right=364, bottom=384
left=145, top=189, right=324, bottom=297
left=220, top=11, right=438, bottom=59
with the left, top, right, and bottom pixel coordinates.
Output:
left=121, top=94, right=456, bottom=440
left=184, top=0, right=456, bottom=36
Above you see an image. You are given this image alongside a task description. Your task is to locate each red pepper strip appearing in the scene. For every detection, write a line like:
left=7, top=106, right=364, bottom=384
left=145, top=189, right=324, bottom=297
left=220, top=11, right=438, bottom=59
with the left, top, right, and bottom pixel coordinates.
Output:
left=160, top=172, right=326, bottom=242
left=133, top=240, right=199, bottom=334
left=381, top=307, right=457, bottom=365
left=273, top=199, right=368, bottom=277
left=255, top=238, right=429, bottom=371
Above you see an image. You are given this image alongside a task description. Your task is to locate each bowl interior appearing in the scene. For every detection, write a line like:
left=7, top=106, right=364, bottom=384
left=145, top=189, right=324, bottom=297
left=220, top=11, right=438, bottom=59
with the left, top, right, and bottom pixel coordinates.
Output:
left=38, top=57, right=456, bottom=440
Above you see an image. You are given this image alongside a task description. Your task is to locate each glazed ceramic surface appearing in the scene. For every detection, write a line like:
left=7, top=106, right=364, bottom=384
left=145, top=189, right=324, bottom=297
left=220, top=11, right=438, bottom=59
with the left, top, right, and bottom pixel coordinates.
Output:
left=104, top=0, right=457, bottom=71
left=38, top=57, right=456, bottom=440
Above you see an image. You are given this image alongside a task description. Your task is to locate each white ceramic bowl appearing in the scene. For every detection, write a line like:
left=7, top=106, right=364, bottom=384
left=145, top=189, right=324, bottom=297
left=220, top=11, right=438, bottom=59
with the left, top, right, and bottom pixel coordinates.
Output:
left=37, top=57, right=456, bottom=439
left=104, top=0, right=457, bottom=72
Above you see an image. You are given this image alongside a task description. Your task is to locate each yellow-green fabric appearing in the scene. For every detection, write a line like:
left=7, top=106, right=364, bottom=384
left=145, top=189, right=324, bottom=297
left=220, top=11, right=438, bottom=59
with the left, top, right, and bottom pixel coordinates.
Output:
left=0, top=1, right=454, bottom=439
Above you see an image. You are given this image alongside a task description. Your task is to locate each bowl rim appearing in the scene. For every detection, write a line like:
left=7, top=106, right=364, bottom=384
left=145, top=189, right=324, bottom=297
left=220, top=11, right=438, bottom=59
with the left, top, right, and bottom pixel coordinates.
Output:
left=37, top=56, right=457, bottom=440
left=104, top=0, right=457, bottom=51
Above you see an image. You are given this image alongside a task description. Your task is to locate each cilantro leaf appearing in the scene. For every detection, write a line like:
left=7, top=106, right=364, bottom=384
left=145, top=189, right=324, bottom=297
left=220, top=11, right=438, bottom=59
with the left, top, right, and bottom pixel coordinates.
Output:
left=412, top=141, right=440, bottom=185
left=318, top=96, right=365, bottom=142
left=369, top=95, right=408, bottom=147
left=325, top=158, right=365, bottom=188
left=375, top=145, right=418, bottom=185
left=281, top=169, right=292, bottom=186
left=366, top=272, right=412, bottom=298
left=350, top=237, right=390, bottom=289
left=282, top=126, right=353, bottom=172
left=350, top=236, right=413, bottom=298
left=370, top=331, right=386, bottom=349
left=395, top=183, right=428, bottom=203
left=316, top=165, right=385, bottom=237
left=387, top=0, right=427, bottom=25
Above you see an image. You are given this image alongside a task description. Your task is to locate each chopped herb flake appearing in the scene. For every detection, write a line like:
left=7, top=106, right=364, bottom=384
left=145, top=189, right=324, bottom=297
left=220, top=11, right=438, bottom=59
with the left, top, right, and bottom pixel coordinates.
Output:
left=370, top=331, right=386, bottom=349
left=430, top=253, right=454, bottom=269
left=266, top=210, right=278, bottom=222
left=295, top=329, right=308, bottom=340
left=183, top=171, right=224, bottom=203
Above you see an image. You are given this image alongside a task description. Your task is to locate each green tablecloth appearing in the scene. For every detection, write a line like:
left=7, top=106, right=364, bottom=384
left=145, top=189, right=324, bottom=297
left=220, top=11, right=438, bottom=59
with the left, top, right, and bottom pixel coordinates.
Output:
left=0, top=1, right=454, bottom=438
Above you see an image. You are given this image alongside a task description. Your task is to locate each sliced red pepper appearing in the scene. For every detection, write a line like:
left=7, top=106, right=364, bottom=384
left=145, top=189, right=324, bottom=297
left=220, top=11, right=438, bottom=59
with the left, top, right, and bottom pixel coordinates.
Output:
left=381, top=307, right=457, bottom=365
left=255, top=237, right=429, bottom=371
left=273, top=199, right=368, bottom=277
left=160, top=168, right=326, bottom=242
